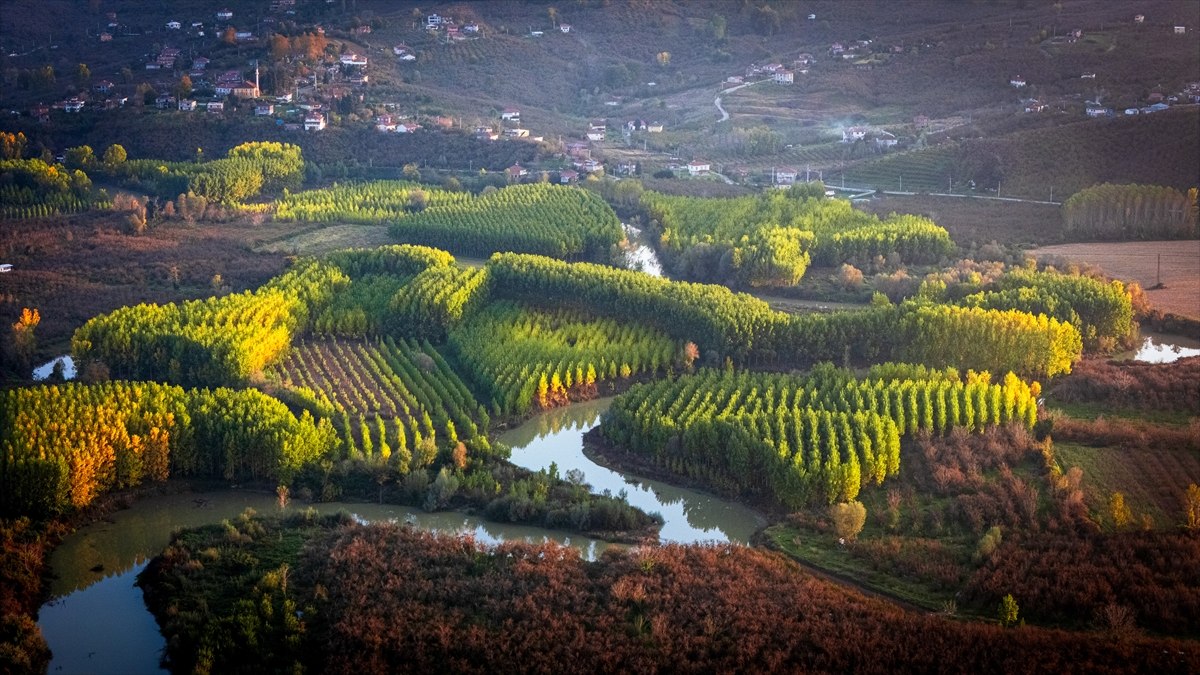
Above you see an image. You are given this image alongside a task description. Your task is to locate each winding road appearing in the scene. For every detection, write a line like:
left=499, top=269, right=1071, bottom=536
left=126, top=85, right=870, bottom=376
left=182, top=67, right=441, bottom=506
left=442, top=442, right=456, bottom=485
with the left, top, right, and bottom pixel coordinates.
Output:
left=714, top=80, right=761, bottom=122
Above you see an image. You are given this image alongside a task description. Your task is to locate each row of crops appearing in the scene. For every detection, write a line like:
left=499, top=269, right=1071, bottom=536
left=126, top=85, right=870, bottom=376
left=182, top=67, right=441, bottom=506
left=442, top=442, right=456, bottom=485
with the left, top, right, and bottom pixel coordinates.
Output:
left=271, top=337, right=490, bottom=467
left=447, top=302, right=684, bottom=417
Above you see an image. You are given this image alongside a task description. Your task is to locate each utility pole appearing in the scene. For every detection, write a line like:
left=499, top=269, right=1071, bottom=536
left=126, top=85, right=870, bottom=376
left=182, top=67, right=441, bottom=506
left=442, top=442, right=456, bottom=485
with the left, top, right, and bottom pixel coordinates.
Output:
left=1050, top=185, right=1054, bottom=202
left=1156, top=253, right=1162, bottom=287
left=997, top=181, right=1001, bottom=198
left=899, top=174, right=902, bottom=192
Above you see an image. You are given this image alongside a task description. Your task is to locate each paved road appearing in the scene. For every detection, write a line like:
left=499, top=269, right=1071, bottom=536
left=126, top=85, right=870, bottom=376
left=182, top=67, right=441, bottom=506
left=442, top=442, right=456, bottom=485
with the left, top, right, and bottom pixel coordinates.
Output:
left=714, top=80, right=761, bottom=122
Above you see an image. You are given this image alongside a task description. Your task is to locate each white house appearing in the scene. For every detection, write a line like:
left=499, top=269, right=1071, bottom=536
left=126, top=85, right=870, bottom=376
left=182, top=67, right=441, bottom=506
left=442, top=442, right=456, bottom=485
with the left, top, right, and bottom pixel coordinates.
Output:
left=842, top=126, right=869, bottom=142
left=586, top=131, right=605, bottom=142
left=1010, top=76, right=1027, bottom=87
left=773, top=69, right=794, bottom=84
left=206, top=101, right=224, bottom=112
left=255, top=103, right=274, bottom=116
left=559, top=24, right=572, bottom=33
left=1174, top=25, right=1186, bottom=34
left=216, top=8, right=233, bottom=21
left=340, top=53, right=368, bottom=66
left=1134, top=14, right=1145, bottom=23
left=503, top=128, right=529, bottom=138
left=687, top=160, right=711, bottom=176
left=774, top=167, right=798, bottom=185
left=304, top=113, right=326, bottom=130
left=178, top=99, right=197, bottom=111
left=63, top=99, right=84, bottom=113
left=872, top=130, right=899, bottom=149
left=166, top=21, right=181, bottom=30
left=501, top=107, right=520, bottom=121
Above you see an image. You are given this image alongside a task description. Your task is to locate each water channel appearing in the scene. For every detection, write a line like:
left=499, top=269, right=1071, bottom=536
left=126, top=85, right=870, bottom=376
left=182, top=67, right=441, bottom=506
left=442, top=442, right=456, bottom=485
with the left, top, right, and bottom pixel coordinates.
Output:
left=39, top=398, right=762, bottom=674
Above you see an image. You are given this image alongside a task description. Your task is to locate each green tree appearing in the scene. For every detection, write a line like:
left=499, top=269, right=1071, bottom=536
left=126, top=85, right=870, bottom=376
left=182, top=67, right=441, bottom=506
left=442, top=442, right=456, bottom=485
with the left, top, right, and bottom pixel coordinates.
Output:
left=64, top=145, right=96, bottom=171
left=0, top=131, right=27, bottom=160
left=1183, top=484, right=1199, bottom=530
left=709, top=14, right=727, bottom=41
left=829, top=501, right=866, bottom=541
left=999, top=593, right=1020, bottom=627
left=10, top=308, right=40, bottom=373
left=102, top=144, right=127, bottom=169
left=1110, top=491, right=1132, bottom=529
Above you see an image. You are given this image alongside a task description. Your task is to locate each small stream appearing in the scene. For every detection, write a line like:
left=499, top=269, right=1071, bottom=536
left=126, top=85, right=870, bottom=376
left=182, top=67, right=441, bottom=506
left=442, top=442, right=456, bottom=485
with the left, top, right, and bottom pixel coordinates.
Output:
left=39, top=398, right=762, bottom=674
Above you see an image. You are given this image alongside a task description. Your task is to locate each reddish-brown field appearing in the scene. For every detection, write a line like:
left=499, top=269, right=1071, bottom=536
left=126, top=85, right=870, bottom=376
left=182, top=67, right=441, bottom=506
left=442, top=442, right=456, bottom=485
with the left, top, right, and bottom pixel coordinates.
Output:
left=0, top=213, right=291, bottom=362
left=1031, top=240, right=1200, bottom=319
left=859, top=195, right=1064, bottom=247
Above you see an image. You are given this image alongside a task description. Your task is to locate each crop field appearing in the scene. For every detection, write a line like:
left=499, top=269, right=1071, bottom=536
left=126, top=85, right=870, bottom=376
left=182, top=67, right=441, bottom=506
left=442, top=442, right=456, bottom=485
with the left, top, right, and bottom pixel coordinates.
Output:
left=1054, top=442, right=1200, bottom=530
left=858, top=194, right=1064, bottom=248
left=272, top=337, right=488, bottom=454
left=1031, top=241, right=1200, bottom=319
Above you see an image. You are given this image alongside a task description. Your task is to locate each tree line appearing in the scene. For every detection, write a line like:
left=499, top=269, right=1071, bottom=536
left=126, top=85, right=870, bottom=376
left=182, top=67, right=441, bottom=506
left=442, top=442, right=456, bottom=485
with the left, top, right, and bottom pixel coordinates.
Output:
left=603, top=365, right=1039, bottom=506
left=0, top=382, right=337, bottom=516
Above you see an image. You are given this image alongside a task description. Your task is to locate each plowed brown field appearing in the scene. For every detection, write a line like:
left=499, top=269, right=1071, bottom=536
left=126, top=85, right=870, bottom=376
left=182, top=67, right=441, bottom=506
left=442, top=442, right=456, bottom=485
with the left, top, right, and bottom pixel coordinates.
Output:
left=1031, top=240, right=1200, bottom=319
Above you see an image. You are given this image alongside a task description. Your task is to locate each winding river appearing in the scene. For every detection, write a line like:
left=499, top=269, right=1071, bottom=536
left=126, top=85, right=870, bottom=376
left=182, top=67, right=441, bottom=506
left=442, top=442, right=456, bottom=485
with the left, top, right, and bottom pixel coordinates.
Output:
left=39, top=399, right=762, bottom=674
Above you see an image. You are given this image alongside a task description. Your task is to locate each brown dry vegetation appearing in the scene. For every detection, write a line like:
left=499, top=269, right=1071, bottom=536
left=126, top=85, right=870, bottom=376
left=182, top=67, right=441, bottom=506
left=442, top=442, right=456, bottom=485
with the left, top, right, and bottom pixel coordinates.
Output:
left=143, top=516, right=1200, bottom=674
left=0, top=212, right=290, bottom=363
left=1032, top=240, right=1200, bottom=319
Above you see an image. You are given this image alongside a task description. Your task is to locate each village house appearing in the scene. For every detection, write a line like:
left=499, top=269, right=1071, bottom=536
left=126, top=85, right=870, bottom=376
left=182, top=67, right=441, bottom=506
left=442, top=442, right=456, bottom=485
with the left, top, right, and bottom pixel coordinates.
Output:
left=560, top=24, right=572, bottom=33
left=559, top=169, right=579, bottom=184
left=426, top=14, right=445, bottom=29
left=63, top=98, right=84, bottom=113
left=354, top=25, right=372, bottom=35
left=216, top=8, right=233, bottom=21
left=166, top=21, right=181, bottom=30
left=647, top=122, right=664, bottom=133
left=191, top=56, right=210, bottom=70
left=206, top=100, right=224, bottom=112
left=178, top=99, right=197, bottom=111
left=155, top=94, right=176, bottom=109
left=617, top=161, right=638, bottom=176
left=774, top=167, right=798, bottom=185
left=340, top=53, right=368, bottom=66
left=871, top=130, right=899, bottom=149
left=589, top=119, right=607, bottom=131
left=1024, top=99, right=1048, bottom=113
left=506, top=163, right=528, bottom=179
left=99, top=32, right=112, bottom=42
left=586, top=130, right=605, bottom=142
left=565, top=141, right=589, bottom=157
left=1085, top=103, right=1113, bottom=117
left=396, top=122, right=421, bottom=133
left=464, top=23, right=480, bottom=34
left=1134, top=14, right=1145, bottom=23
left=504, top=128, right=530, bottom=138
left=376, top=115, right=397, bottom=132
left=304, top=113, right=326, bottom=130
left=842, top=126, right=869, bottom=142
left=773, top=69, right=794, bottom=84
left=93, top=80, right=114, bottom=94
left=687, top=160, right=711, bottom=176
left=501, top=108, right=521, bottom=122
left=1081, top=72, right=1096, bottom=79
left=1010, top=76, right=1027, bottom=88
left=255, top=103, right=274, bottom=116
left=235, top=31, right=254, bottom=42
left=1174, top=25, right=1186, bottom=34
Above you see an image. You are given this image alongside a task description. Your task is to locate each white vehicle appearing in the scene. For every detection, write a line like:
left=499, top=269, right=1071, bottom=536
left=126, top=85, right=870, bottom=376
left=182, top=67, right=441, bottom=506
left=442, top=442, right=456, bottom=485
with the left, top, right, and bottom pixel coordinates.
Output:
left=0, top=264, right=13, bottom=273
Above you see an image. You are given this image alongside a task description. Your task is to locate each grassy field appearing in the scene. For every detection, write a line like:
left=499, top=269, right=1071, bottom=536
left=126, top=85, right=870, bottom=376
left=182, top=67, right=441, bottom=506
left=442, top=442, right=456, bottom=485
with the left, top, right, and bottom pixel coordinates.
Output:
left=1031, top=240, right=1200, bottom=319
left=253, top=223, right=393, bottom=256
left=1054, top=441, right=1200, bottom=530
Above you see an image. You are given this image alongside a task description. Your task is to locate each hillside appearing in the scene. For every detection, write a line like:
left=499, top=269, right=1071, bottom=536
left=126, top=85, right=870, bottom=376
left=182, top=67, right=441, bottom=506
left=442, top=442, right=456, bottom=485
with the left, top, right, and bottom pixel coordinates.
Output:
left=2, top=0, right=1197, bottom=200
